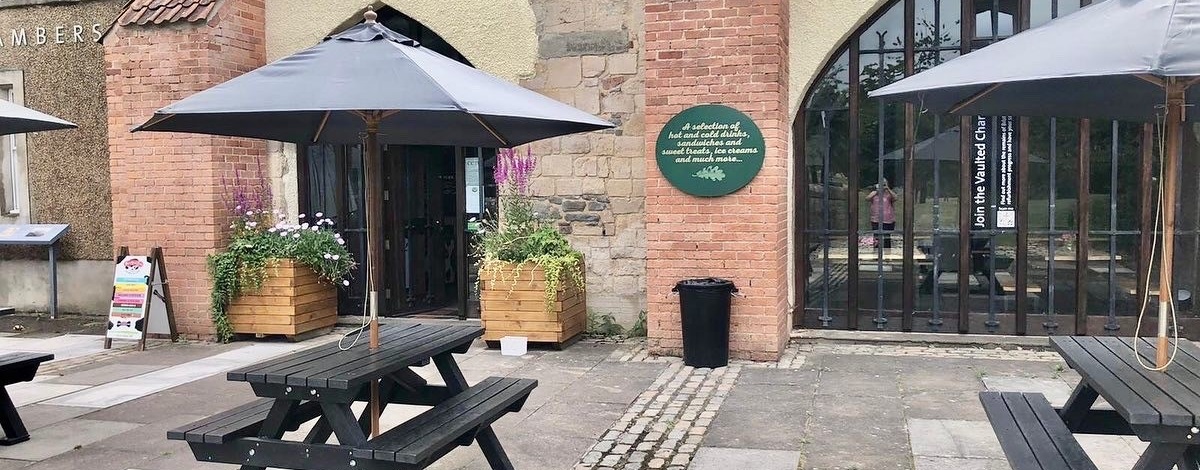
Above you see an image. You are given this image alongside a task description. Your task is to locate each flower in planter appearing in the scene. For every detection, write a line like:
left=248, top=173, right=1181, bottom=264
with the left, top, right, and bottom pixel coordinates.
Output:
left=475, top=147, right=585, bottom=309
left=208, top=167, right=357, bottom=343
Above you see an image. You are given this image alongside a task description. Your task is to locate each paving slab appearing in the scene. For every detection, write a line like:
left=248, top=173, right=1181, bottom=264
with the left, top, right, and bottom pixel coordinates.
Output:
left=0, top=419, right=140, bottom=461
left=815, top=370, right=902, bottom=398
left=804, top=394, right=911, bottom=470
left=90, top=413, right=209, bottom=455
left=0, top=335, right=105, bottom=362
left=703, top=409, right=809, bottom=451
left=907, top=419, right=1004, bottom=460
left=914, top=456, right=1011, bottom=470
left=26, top=447, right=155, bottom=470
left=902, top=389, right=988, bottom=421
left=738, top=367, right=818, bottom=386
left=1077, top=434, right=1147, bottom=470
left=12, top=404, right=94, bottom=431
left=0, top=459, right=27, bottom=470
left=44, top=364, right=164, bottom=385
left=136, top=449, right=238, bottom=470
left=519, top=401, right=625, bottom=439
left=981, top=375, right=1077, bottom=407
left=45, top=342, right=306, bottom=408
left=691, top=447, right=802, bottom=470
left=6, top=382, right=89, bottom=407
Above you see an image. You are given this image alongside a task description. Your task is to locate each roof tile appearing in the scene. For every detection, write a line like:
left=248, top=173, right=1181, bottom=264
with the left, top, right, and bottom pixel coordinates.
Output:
left=117, top=0, right=224, bottom=27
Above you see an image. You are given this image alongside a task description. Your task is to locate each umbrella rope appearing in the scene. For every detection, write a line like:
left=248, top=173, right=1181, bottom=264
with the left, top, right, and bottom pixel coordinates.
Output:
left=1134, top=109, right=1179, bottom=371
left=339, top=131, right=376, bottom=352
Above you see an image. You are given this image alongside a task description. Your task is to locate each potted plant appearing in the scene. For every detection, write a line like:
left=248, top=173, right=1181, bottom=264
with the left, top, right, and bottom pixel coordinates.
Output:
left=208, top=206, right=356, bottom=343
left=476, top=147, right=586, bottom=349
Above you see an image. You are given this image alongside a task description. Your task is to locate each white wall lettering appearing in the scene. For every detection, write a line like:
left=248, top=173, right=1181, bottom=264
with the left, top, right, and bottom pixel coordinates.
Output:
left=0, top=24, right=103, bottom=48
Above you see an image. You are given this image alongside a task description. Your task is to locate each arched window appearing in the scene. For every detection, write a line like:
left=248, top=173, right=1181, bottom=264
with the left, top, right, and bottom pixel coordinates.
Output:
left=797, top=0, right=1165, bottom=336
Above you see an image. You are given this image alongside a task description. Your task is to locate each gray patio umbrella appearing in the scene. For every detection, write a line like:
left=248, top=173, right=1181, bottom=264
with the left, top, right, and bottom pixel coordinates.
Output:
left=134, top=9, right=613, bottom=434
left=0, top=98, right=76, bottom=135
left=870, top=0, right=1200, bottom=369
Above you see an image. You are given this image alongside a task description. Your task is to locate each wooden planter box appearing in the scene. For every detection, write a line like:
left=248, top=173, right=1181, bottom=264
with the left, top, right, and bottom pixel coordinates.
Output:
left=480, top=261, right=586, bottom=349
left=226, top=259, right=338, bottom=340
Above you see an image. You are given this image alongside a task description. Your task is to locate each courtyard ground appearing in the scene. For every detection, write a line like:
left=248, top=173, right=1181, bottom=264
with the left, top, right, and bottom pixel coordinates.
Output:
left=0, top=320, right=1153, bottom=470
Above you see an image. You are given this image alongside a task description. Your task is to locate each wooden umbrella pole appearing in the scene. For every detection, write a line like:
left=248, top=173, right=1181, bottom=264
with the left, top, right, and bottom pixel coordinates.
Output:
left=364, top=111, right=383, bottom=436
left=1158, top=78, right=1185, bottom=369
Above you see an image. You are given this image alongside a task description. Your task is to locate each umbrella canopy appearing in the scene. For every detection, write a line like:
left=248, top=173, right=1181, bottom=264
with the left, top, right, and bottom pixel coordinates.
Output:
left=871, top=0, right=1200, bottom=120
left=133, top=9, right=614, bottom=434
left=878, top=128, right=1046, bottom=163
left=870, top=0, right=1200, bottom=369
left=0, top=98, right=76, bottom=135
left=134, top=19, right=612, bottom=147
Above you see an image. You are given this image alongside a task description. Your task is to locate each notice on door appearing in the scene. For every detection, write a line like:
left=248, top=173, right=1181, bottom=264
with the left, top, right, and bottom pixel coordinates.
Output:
left=971, top=115, right=1017, bottom=230
left=655, top=104, right=766, bottom=197
left=106, top=256, right=152, bottom=341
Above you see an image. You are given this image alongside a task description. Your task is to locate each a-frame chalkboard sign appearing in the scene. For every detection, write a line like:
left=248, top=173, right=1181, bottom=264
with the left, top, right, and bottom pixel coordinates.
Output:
left=104, top=246, right=177, bottom=351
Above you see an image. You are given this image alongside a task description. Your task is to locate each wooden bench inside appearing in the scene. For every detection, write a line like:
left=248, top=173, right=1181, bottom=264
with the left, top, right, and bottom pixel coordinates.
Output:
left=352, top=376, right=537, bottom=467
left=993, top=272, right=1042, bottom=294
left=168, top=398, right=322, bottom=444
left=980, top=391, right=1097, bottom=470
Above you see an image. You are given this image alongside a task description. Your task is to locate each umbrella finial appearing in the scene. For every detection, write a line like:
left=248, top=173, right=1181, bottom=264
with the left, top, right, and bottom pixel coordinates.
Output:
left=364, top=8, right=378, bottom=24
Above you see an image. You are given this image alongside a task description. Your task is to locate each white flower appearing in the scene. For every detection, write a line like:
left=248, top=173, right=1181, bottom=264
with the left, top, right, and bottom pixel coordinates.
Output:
left=323, top=253, right=332, bottom=259
left=268, top=227, right=277, bottom=233
left=247, top=222, right=257, bottom=228
left=315, top=212, right=324, bottom=218
left=293, top=233, right=300, bottom=239
left=337, top=238, right=345, bottom=245
left=311, top=226, right=319, bottom=232
left=246, top=211, right=253, bottom=216
left=298, top=213, right=306, bottom=219
left=342, top=280, right=350, bottom=286
left=301, top=223, right=309, bottom=229
left=332, top=254, right=340, bottom=261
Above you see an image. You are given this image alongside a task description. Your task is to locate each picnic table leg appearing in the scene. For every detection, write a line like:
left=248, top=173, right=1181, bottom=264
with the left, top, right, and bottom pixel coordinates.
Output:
left=1132, top=443, right=1189, bottom=470
left=1058, top=380, right=1099, bottom=431
left=237, top=399, right=299, bottom=470
left=1179, top=445, right=1200, bottom=470
left=433, top=353, right=515, bottom=470
left=0, top=387, right=30, bottom=446
left=319, top=402, right=367, bottom=447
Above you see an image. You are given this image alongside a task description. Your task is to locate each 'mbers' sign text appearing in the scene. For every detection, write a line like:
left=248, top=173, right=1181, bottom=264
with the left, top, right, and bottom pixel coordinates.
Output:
left=0, top=23, right=103, bottom=48
left=655, top=104, right=766, bottom=197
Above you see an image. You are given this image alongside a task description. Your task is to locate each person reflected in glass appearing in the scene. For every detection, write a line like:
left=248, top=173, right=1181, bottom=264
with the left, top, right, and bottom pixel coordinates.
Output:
left=867, top=178, right=897, bottom=249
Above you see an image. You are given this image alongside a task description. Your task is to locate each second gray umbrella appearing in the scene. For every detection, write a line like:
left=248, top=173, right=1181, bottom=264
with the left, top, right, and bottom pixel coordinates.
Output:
left=870, top=0, right=1200, bottom=369
left=0, top=98, right=75, bottom=136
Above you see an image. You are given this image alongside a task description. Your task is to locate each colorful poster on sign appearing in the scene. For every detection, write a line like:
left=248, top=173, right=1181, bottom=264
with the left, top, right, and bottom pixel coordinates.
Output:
left=107, top=256, right=152, bottom=341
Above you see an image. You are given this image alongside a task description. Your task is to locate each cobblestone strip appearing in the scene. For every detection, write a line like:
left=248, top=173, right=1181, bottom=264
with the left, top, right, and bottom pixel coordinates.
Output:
left=797, top=342, right=1064, bottom=362
left=574, top=361, right=742, bottom=470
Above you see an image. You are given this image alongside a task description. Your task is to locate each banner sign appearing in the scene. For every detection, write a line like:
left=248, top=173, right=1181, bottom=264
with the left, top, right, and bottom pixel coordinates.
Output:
left=655, top=104, right=766, bottom=197
left=970, top=115, right=1017, bottom=230
left=106, top=255, right=153, bottom=341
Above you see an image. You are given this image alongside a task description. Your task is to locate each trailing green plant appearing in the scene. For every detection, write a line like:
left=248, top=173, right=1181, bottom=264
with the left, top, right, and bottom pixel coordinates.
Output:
left=208, top=210, right=356, bottom=342
left=475, top=147, right=585, bottom=310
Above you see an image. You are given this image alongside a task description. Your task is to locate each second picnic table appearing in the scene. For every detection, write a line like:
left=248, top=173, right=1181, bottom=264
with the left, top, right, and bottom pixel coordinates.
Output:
left=982, top=335, right=1200, bottom=470
left=168, top=322, right=536, bottom=470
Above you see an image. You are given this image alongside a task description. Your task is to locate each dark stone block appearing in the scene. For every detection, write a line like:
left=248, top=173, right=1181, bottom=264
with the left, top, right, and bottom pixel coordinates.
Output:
left=539, top=30, right=631, bottom=58
left=587, top=201, right=608, bottom=211
left=566, top=213, right=601, bottom=223
left=562, top=200, right=586, bottom=212
left=557, top=223, right=572, bottom=234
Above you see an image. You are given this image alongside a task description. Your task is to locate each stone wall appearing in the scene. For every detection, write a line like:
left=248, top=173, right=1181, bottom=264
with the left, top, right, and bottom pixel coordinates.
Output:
left=523, top=0, right=647, bottom=325
left=104, top=0, right=267, bottom=339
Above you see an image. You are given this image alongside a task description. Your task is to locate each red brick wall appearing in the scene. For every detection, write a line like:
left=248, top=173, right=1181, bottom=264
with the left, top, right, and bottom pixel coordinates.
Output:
left=644, top=0, right=790, bottom=361
left=104, top=1, right=267, bottom=340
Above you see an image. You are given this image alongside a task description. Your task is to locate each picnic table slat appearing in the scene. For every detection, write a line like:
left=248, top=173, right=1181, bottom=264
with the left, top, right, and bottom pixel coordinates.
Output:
left=980, top=392, right=1043, bottom=469
left=251, top=324, right=417, bottom=384
left=282, top=325, right=454, bottom=388
left=1003, top=392, right=1075, bottom=470
left=317, top=326, right=481, bottom=389
left=1095, top=337, right=1200, bottom=427
left=1025, top=393, right=1101, bottom=470
left=1051, top=336, right=1162, bottom=425
left=228, top=323, right=415, bottom=382
left=268, top=324, right=444, bottom=386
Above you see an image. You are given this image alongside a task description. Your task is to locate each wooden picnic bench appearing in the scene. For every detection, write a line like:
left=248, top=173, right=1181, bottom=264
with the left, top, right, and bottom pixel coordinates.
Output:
left=983, top=336, right=1200, bottom=470
left=0, top=352, right=53, bottom=445
left=168, top=322, right=536, bottom=470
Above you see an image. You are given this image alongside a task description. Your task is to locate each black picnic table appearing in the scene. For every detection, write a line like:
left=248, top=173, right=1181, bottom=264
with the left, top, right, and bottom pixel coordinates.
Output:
left=0, top=352, right=54, bottom=445
left=168, top=322, right=536, bottom=470
left=982, top=336, right=1200, bottom=470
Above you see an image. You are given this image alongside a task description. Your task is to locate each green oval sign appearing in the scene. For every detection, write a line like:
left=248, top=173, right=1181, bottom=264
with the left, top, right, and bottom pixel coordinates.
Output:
left=655, top=104, right=765, bottom=197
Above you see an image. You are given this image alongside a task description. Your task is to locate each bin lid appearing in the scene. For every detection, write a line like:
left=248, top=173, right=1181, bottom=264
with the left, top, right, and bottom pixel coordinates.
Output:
left=673, top=278, right=736, bottom=291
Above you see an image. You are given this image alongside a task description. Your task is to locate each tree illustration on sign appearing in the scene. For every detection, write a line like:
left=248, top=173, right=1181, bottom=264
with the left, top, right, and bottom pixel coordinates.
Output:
left=692, top=165, right=725, bottom=182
